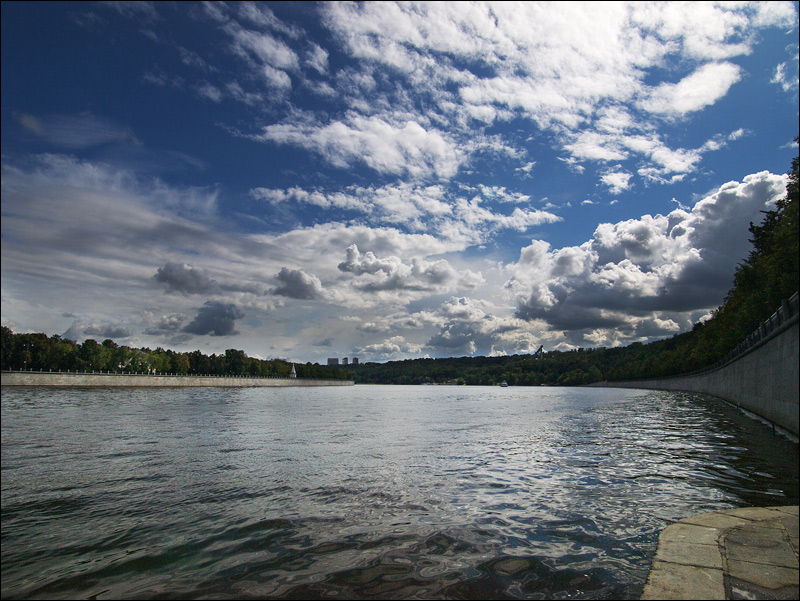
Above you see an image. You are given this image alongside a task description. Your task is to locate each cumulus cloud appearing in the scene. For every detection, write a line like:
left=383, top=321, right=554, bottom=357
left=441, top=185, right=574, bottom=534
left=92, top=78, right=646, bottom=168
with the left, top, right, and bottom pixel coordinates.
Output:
left=507, top=170, right=788, bottom=346
left=153, top=262, right=221, bottom=295
left=424, top=296, right=541, bottom=357
left=600, top=170, right=633, bottom=195
left=356, top=335, right=423, bottom=360
left=272, top=267, right=325, bottom=300
left=182, top=302, right=245, bottom=336
left=338, top=244, right=483, bottom=293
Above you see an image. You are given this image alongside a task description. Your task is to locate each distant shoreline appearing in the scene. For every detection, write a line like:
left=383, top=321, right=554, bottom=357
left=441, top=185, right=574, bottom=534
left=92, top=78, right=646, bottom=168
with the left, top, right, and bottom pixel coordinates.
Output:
left=0, top=371, right=354, bottom=388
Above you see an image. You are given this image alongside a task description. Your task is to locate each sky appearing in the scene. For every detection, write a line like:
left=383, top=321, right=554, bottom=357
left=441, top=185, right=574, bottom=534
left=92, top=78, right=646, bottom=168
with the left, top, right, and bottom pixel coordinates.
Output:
left=2, top=1, right=798, bottom=364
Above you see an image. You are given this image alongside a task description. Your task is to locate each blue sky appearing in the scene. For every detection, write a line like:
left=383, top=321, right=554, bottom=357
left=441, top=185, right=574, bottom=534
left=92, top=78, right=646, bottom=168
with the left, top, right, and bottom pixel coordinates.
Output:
left=2, top=1, right=798, bottom=363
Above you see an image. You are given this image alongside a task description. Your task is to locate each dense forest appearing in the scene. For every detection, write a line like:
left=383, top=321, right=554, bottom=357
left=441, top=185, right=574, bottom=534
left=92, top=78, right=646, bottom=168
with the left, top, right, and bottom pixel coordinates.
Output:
left=0, top=330, right=350, bottom=381
left=345, top=145, right=799, bottom=386
left=2, top=147, right=796, bottom=386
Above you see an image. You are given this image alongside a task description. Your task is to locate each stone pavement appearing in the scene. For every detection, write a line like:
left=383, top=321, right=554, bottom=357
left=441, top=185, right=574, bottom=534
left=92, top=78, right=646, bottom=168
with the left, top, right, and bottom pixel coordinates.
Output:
left=641, top=506, right=799, bottom=600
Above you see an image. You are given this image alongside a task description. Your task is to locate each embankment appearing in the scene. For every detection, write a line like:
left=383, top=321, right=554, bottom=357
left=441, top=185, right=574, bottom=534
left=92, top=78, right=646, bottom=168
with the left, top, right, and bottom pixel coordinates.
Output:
left=1, top=371, right=353, bottom=388
left=590, top=303, right=798, bottom=437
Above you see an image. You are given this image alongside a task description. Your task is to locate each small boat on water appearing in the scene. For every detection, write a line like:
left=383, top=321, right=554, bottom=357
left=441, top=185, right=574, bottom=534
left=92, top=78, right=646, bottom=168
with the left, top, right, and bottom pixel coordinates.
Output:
left=500, top=380, right=508, bottom=387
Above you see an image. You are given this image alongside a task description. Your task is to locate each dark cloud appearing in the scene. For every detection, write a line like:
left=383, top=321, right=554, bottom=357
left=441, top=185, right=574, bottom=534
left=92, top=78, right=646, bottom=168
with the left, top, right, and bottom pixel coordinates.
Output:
left=425, top=297, right=521, bottom=357
left=143, top=314, right=185, bottom=335
left=182, top=302, right=244, bottom=336
left=514, top=299, right=629, bottom=331
left=509, top=171, right=788, bottom=338
left=272, top=267, right=325, bottom=300
left=84, top=324, right=133, bottom=339
left=154, top=262, right=221, bottom=295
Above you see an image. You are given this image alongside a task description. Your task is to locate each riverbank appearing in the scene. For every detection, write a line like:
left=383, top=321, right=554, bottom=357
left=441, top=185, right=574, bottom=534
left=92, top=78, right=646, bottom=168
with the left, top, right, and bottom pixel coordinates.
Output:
left=0, top=371, right=353, bottom=387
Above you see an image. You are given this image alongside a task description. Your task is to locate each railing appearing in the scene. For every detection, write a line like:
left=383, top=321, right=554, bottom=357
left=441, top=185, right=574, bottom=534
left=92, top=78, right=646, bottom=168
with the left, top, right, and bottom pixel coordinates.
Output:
left=666, top=291, right=798, bottom=379
left=0, top=369, right=346, bottom=382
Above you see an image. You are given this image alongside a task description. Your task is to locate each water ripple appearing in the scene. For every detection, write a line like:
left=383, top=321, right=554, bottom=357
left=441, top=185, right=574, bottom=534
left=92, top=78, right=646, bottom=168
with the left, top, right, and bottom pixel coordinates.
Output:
left=2, top=386, right=797, bottom=600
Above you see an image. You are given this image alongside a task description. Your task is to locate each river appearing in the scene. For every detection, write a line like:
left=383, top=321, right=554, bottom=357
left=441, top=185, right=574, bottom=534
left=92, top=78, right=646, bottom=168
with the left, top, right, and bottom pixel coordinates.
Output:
left=1, top=385, right=797, bottom=599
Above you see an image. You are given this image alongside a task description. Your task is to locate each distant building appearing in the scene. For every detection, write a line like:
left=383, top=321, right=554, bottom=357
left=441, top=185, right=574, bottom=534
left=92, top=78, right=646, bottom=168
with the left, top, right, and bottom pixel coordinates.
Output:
left=327, top=358, right=339, bottom=366
left=289, top=364, right=297, bottom=379
left=342, top=357, right=349, bottom=365
left=352, top=357, right=359, bottom=365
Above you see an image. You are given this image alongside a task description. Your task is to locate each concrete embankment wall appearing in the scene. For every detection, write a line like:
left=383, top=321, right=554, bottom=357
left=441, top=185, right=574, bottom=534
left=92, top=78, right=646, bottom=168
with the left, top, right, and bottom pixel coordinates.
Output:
left=1, top=372, right=354, bottom=388
left=591, top=318, right=798, bottom=437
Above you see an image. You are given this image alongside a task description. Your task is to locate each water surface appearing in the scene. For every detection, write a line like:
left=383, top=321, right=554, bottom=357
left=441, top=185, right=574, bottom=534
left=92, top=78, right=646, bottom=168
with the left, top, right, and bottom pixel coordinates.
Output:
left=2, top=385, right=797, bottom=599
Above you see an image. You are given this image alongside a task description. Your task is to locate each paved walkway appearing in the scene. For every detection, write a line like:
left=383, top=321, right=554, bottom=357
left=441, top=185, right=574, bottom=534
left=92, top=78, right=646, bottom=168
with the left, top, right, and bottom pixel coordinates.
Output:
left=641, top=506, right=799, bottom=600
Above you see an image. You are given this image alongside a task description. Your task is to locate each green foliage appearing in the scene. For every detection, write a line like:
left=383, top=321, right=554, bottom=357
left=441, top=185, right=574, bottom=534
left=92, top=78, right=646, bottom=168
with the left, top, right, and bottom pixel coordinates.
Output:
left=0, top=326, right=349, bottom=380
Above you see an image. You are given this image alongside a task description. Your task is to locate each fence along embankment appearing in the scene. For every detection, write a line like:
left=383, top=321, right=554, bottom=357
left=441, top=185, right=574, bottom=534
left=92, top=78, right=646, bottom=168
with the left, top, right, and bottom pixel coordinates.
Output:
left=0, top=372, right=354, bottom=388
left=590, top=292, right=799, bottom=437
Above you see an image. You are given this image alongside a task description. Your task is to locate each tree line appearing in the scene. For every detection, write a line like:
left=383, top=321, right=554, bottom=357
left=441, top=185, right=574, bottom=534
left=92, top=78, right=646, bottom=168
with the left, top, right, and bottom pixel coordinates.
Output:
left=0, top=331, right=350, bottom=381
left=346, top=144, right=799, bottom=386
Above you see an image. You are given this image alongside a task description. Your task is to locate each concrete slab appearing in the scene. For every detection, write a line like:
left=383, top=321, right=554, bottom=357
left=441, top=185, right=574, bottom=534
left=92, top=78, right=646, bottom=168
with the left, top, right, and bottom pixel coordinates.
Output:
left=723, top=507, right=787, bottom=523
left=778, top=513, right=799, bottom=535
left=680, top=512, right=752, bottom=530
left=641, top=506, right=800, bottom=600
left=724, top=530, right=798, bottom=569
left=728, top=576, right=800, bottom=600
left=640, top=560, right=725, bottom=600
left=655, top=539, right=723, bottom=569
left=660, top=523, right=722, bottom=546
left=725, top=559, right=799, bottom=590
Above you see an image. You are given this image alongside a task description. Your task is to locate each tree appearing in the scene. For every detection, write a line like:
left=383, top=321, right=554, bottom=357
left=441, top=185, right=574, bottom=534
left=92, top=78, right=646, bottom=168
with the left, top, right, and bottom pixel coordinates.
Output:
left=78, top=339, right=112, bottom=371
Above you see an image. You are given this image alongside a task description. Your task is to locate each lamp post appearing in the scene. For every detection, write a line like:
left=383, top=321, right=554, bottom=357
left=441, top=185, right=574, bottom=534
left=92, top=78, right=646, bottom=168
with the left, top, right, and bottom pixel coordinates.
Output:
left=23, top=342, right=33, bottom=371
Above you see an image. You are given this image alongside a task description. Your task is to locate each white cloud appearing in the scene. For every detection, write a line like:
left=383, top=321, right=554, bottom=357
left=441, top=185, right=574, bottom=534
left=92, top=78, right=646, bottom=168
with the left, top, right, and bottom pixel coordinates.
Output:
left=337, top=244, right=483, bottom=294
left=638, top=62, right=742, bottom=116
left=196, top=82, right=223, bottom=103
left=228, top=27, right=299, bottom=72
left=254, top=115, right=461, bottom=180
left=600, top=170, right=633, bottom=195
left=315, top=2, right=795, bottom=191
left=563, top=132, right=628, bottom=162
left=305, top=43, right=329, bottom=74
left=357, top=335, right=423, bottom=360
left=15, top=112, right=139, bottom=149
left=251, top=182, right=560, bottom=246
left=772, top=57, right=799, bottom=93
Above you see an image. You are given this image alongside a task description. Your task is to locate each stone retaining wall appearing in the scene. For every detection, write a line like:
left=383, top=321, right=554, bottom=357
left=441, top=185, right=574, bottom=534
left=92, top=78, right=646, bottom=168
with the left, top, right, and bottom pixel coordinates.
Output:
left=591, top=319, right=799, bottom=436
left=1, top=371, right=354, bottom=388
